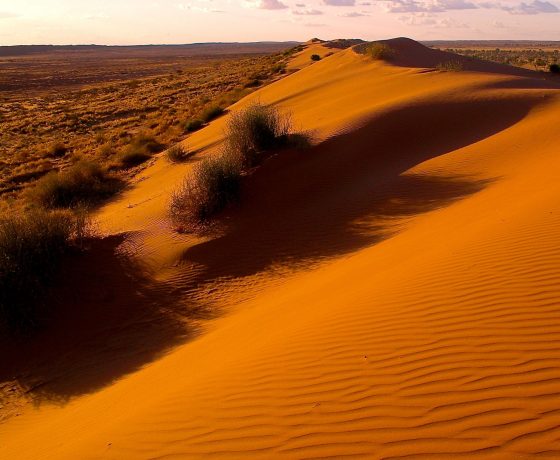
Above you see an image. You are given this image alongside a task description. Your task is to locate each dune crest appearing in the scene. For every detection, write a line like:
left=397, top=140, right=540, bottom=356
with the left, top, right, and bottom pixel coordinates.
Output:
left=2, top=38, right=560, bottom=458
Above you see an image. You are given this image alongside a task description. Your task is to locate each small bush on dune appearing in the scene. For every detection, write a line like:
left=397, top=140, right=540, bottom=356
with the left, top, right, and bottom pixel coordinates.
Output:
left=436, top=60, right=464, bottom=72
left=184, top=119, right=204, bottom=133
left=364, top=43, right=394, bottom=61
left=0, top=209, right=90, bottom=333
left=166, top=144, right=191, bottom=163
left=224, top=102, right=292, bottom=167
left=170, top=103, right=306, bottom=230
left=310, top=54, right=321, bottom=62
left=201, top=105, right=225, bottom=123
left=550, top=63, right=560, bottom=74
left=29, top=161, right=122, bottom=209
left=115, top=133, right=163, bottom=169
left=170, top=151, right=242, bottom=229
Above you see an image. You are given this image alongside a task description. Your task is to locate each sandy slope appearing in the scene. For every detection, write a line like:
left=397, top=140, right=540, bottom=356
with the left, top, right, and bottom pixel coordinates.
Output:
left=2, top=39, right=560, bottom=458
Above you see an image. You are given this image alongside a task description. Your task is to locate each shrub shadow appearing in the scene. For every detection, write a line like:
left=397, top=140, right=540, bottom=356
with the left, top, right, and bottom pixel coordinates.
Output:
left=0, top=234, right=202, bottom=408
left=178, top=95, right=541, bottom=282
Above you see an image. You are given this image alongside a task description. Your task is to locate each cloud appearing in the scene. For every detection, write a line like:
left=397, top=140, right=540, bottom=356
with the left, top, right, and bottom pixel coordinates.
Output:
left=398, top=12, right=469, bottom=26
left=293, top=7, right=324, bottom=13
left=304, top=21, right=327, bottom=25
left=296, top=2, right=306, bottom=4
left=480, top=0, right=558, bottom=13
left=385, top=0, right=476, bottom=12
left=340, top=10, right=370, bottom=14
left=246, top=0, right=289, bottom=9
left=323, top=0, right=356, bottom=5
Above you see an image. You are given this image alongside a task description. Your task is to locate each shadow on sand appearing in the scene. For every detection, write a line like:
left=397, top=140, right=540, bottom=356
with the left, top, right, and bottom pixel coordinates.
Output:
left=0, top=92, right=546, bottom=411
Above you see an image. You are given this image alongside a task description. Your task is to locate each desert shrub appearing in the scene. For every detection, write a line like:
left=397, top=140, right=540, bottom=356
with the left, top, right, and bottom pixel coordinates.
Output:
left=0, top=209, right=90, bottom=333
left=170, top=150, right=242, bottom=229
left=116, top=149, right=152, bottom=168
left=115, top=133, right=163, bottom=169
left=184, top=119, right=204, bottom=133
left=201, top=105, right=225, bottom=123
left=29, top=161, right=122, bottom=209
left=49, top=142, right=68, bottom=158
left=166, top=144, right=191, bottom=163
left=550, top=63, right=560, bottom=74
left=436, top=60, right=464, bottom=72
left=310, top=54, right=321, bottom=62
left=224, top=102, right=292, bottom=167
left=364, top=43, right=394, bottom=61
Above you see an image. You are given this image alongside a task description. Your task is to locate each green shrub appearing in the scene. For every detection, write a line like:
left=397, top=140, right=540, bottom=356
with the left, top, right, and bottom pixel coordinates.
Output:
left=436, top=60, right=464, bottom=72
left=166, top=144, right=191, bottom=163
left=310, top=54, right=321, bottom=62
left=0, top=209, right=90, bottom=333
left=29, top=161, right=122, bottom=209
left=364, top=43, right=394, bottom=61
left=170, top=151, right=242, bottom=229
left=224, top=102, right=292, bottom=167
left=184, top=119, right=204, bottom=133
left=201, top=105, right=225, bottom=123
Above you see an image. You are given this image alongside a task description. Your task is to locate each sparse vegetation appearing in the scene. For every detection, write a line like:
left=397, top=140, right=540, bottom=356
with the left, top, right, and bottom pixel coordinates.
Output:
left=310, top=54, right=321, bottom=62
left=170, top=150, right=242, bottom=230
left=0, top=45, right=292, bottom=202
left=184, top=119, right=204, bottom=133
left=170, top=102, right=306, bottom=230
left=224, top=102, right=292, bottom=168
left=166, top=144, right=191, bottom=163
left=114, top=133, right=163, bottom=169
left=0, top=209, right=91, bottom=333
left=438, top=46, right=560, bottom=72
left=28, top=161, right=122, bottom=209
left=364, top=43, right=394, bottom=61
left=201, top=105, right=225, bottom=123
left=436, top=60, right=464, bottom=72
left=550, top=63, right=560, bottom=74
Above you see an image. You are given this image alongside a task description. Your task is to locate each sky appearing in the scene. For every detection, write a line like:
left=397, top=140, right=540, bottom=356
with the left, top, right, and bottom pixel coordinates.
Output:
left=0, top=0, right=559, bottom=45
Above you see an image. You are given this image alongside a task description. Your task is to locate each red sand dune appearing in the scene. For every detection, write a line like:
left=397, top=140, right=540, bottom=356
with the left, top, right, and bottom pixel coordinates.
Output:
left=2, top=38, right=560, bottom=458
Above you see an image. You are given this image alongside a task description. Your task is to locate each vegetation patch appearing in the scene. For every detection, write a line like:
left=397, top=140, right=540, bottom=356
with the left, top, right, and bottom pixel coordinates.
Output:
left=310, top=54, right=321, bottom=62
left=170, top=102, right=308, bottom=230
left=166, top=144, right=192, bottom=163
left=29, top=161, right=123, bottom=209
left=0, top=209, right=91, bottom=334
left=224, top=102, right=292, bottom=168
left=170, top=151, right=242, bottom=230
left=363, top=43, right=395, bottom=61
left=436, top=60, right=464, bottom=72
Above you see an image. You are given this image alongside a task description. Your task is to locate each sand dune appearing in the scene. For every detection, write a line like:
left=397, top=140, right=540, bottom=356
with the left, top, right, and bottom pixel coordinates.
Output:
left=2, top=38, right=560, bottom=458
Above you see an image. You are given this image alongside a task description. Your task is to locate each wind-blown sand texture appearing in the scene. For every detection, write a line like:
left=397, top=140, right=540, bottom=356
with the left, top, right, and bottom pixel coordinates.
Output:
left=2, top=38, right=560, bottom=459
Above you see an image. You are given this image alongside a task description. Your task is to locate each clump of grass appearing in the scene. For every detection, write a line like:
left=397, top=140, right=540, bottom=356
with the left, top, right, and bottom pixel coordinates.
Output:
left=48, top=142, right=68, bottom=158
left=170, top=150, right=242, bottom=230
left=0, top=209, right=91, bottom=333
left=436, top=60, right=464, bottom=72
left=310, top=54, right=321, bottom=62
left=364, top=43, right=394, bottom=61
left=169, top=102, right=305, bottom=230
left=184, top=119, right=204, bottom=133
left=201, top=105, right=225, bottom=123
left=29, top=161, right=122, bottom=209
left=224, top=102, right=292, bottom=167
left=115, top=133, right=163, bottom=169
left=166, top=144, right=191, bottom=163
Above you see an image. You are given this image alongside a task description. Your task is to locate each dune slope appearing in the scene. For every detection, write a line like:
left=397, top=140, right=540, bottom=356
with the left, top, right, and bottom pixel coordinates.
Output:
left=2, top=39, right=560, bottom=458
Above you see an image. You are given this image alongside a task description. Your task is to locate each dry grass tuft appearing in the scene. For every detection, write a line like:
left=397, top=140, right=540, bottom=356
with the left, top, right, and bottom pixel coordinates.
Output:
left=0, top=209, right=93, bottom=333
left=166, top=144, right=192, bottom=163
left=224, top=102, right=292, bottom=168
left=28, top=161, right=122, bottom=209
left=170, top=151, right=243, bottom=230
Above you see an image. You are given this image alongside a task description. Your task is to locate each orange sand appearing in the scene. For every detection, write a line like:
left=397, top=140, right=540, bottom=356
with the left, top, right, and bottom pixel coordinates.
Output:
left=2, top=38, right=560, bottom=458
